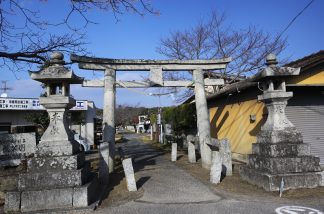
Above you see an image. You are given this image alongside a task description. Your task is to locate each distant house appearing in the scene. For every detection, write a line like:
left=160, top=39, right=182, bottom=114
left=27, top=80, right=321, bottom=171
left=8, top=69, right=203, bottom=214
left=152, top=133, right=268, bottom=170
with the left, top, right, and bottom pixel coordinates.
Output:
left=207, top=51, right=324, bottom=165
left=137, top=115, right=150, bottom=133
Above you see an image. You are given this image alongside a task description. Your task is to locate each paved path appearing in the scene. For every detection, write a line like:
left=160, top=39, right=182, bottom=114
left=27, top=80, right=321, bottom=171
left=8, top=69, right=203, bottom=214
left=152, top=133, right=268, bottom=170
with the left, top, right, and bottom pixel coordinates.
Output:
left=96, top=134, right=324, bottom=214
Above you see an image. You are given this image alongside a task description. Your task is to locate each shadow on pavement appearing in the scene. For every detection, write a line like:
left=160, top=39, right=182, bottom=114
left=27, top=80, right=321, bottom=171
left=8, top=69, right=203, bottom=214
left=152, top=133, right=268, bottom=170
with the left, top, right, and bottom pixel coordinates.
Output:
left=137, top=176, right=151, bottom=189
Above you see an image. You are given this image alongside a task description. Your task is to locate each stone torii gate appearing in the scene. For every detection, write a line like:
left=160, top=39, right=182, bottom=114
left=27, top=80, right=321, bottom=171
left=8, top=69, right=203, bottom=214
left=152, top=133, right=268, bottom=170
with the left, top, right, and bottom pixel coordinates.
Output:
left=71, top=55, right=231, bottom=176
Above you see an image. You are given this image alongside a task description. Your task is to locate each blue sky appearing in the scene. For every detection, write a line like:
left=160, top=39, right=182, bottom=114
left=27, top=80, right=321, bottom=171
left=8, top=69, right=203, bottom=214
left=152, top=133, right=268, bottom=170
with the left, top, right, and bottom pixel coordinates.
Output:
left=3, top=0, right=324, bottom=108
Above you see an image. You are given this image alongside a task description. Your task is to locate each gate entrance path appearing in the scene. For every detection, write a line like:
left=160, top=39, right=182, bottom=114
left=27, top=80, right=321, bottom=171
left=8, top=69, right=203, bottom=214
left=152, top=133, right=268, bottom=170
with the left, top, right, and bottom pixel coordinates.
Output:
left=114, top=134, right=220, bottom=204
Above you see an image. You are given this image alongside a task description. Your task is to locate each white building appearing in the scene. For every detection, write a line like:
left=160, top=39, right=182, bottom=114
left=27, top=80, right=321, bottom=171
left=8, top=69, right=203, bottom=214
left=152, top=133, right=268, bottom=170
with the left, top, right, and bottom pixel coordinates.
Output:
left=0, top=97, right=97, bottom=146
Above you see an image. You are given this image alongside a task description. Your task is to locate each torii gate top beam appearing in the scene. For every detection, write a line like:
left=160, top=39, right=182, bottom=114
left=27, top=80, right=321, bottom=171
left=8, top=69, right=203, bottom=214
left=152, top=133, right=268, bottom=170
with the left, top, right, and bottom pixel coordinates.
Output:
left=71, top=54, right=231, bottom=71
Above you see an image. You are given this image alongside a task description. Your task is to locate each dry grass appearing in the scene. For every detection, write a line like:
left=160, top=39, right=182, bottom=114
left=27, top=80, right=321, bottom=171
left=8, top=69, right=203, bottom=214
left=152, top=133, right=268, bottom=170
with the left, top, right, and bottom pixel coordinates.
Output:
left=86, top=146, right=143, bottom=209
left=98, top=158, right=144, bottom=209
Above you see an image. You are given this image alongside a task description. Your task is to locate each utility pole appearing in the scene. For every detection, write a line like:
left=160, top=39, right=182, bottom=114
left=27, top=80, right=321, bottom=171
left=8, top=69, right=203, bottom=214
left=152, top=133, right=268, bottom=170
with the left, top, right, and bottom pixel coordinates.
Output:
left=0, top=81, right=13, bottom=97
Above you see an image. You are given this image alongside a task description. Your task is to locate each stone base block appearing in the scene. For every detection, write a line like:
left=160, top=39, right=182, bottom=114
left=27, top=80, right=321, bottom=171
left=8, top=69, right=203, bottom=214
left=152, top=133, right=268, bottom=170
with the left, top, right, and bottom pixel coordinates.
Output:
left=248, top=155, right=321, bottom=174
left=252, top=143, right=310, bottom=157
left=240, top=166, right=322, bottom=191
left=18, top=163, right=91, bottom=190
left=4, top=178, right=98, bottom=213
left=73, top=177, right=99, bottom=207
left=35, top=140, right=80, bottom=157
left=21, top=188, right=74, bottom=212
left=0, top=169, right=22, bottom=192
left=27, top=153, right=85, bottom=172
left=4, top=191, right=21, bottom=212
left=257, top=128, right=303, bottom=144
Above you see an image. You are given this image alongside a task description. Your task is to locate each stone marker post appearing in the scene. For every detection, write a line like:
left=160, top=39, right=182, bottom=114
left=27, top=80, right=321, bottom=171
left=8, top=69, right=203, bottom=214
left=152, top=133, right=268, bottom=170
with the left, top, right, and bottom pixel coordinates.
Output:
left=210, top=151, right=222, bottom=184
left=207, top=139, right=222, bottom=184
left=5, top=53, right=98, bottom=213
left=240, top=54, right=322, bottom=191
left=150, top=125, right=153, bottom=140
left=99, top=142, right=110, bottom=186
left=187, top=135, right=196, bottom=163
left=122, top=158, right=137, bottom=191
left=103, top=68, right=116, bottom=173
left=118, top=147, right=137, bottom=191
left=193, top=69, right=212, bottom=169
left=171, top=142, right=177, bottom=162
left=219, top=139, right=232, bottom=176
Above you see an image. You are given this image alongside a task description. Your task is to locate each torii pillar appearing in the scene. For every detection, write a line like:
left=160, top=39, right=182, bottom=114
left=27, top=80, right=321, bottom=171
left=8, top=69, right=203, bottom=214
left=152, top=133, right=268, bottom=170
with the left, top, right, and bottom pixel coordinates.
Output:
left=103, top=68, right=116, bottom=173
left=193, top=69, right=212, bottom=169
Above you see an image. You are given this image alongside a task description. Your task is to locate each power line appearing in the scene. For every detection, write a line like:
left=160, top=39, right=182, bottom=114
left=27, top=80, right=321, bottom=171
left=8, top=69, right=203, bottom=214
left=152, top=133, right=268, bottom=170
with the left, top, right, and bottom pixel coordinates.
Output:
left=276, top=0, right=315, bottom=41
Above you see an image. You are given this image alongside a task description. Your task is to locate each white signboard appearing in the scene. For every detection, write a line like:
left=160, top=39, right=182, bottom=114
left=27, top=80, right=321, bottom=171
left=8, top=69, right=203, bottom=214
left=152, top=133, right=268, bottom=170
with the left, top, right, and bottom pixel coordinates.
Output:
left=0, top=98, right=42, bottom=110
left=0, top=98, right=87, bottom=111
left=71, top=100, right=88, bottom=110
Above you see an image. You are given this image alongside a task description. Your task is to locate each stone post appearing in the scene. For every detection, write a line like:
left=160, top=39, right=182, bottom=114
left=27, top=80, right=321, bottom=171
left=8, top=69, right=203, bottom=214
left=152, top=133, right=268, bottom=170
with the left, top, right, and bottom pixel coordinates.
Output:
left=219, top=139, right=232, bottom=176
left=207, top=140, right=222, bottom=184
left=193, top=69, right=212, bottom=169
left=187, top=135, right=196, bottom=163
left=210, top=151, right=222, bottom=184
left=171, top=143, right=177, bottom=162
left=103, top=68, right=116, bottom=173
left=99, top=142, right=110, bottom=185
left=122, top=158, right=137, bottom=191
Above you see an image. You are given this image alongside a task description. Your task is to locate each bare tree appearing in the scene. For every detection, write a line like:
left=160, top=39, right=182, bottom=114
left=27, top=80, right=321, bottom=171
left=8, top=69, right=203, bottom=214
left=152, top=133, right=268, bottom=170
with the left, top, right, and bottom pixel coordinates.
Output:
left=157, top=11, right=287, bottom=102
left=0, top=0, right=157, bottom=73
left=115, top=104, right=147, bottom=126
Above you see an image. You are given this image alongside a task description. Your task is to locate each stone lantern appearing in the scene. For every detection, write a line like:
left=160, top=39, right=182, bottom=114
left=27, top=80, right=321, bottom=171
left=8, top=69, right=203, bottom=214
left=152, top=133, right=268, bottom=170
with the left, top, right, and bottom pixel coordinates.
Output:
left=240, top=54, right=322, bottom=191
left=30, top=52, right=83, bottom=156
left=5, top=52, right=98, bottom=213
left=256, top=53, right=303, bottom=144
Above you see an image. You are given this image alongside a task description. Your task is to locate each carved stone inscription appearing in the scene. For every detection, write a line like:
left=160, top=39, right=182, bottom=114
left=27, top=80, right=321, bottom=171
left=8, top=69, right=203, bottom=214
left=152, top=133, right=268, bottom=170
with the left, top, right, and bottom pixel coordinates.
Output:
left=41, top=110, right=71, bottom=142
left=0, top=133, right=36, bottom=166
left=50, top=112, right=62, bottom=135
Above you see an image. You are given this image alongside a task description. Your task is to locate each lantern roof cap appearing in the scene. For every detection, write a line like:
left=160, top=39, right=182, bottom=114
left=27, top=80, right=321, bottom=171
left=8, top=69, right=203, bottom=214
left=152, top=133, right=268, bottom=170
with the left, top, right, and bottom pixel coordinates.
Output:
left=252, top=54, right=300, bottom=81
left=29, top=52, right=83, bottom=84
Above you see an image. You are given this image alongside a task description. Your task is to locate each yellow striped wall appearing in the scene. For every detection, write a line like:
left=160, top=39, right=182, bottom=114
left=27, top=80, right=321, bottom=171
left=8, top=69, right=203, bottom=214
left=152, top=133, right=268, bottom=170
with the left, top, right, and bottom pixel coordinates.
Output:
left=209, top=93, right=264, bottom=159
